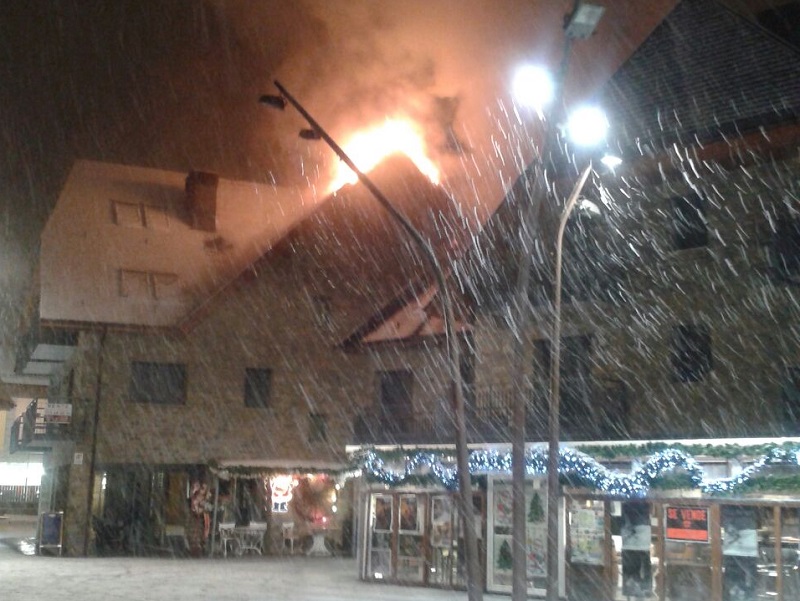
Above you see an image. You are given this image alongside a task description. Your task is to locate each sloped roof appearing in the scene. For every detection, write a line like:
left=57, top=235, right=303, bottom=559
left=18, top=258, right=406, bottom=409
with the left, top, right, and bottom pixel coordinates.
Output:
left=251, top=154, right=468, bottom=343
left=602, top=0, right=800, bottom=156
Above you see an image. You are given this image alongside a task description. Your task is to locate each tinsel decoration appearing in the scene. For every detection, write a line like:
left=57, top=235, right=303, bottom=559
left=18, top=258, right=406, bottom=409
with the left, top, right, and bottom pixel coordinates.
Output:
left=350, top=444, right=800, bottom=497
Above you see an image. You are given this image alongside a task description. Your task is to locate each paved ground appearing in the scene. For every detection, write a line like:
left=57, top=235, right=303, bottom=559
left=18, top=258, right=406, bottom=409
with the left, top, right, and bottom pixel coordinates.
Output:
left=0, top=515, right=505, bottom=601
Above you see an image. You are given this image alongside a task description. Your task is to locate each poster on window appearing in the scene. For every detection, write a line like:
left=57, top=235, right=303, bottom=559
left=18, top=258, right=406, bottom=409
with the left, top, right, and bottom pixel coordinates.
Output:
left=722, top=506, right=758, bottom=558
left=666, top=506, right=708, bottom=543
left=431, top=496, right=453, bottom=548
left=525, top=484, right=548, bottom=579
left=570, top=505, right=605, bottom=565
left=399, top=495, right=420, bottom=533
left=488, top=478, right=548, bottom=591
left=493, top=482, right=513, bottom=530
left=373, top=495, right=392, bottom=532
left=526, top=520, right=548, bottom=578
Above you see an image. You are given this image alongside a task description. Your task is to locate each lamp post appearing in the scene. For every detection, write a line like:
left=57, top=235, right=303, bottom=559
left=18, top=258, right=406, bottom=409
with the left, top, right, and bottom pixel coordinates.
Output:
left=260, top=81, right=482, bottom=601
left=545, top=162, right=593, bottom=601
left=509, top=5, right=605, bottom=600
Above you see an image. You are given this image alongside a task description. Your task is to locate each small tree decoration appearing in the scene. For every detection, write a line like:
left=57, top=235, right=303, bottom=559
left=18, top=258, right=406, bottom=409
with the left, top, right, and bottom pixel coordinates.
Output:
left=528, top=491, right=545, bottom=523
left=497, top=539, right=513, bottom=570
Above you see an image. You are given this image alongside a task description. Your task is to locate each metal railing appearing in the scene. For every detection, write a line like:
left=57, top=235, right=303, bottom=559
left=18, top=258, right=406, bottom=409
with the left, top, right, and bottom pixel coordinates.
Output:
left=9, top=398, right=72, bottom=453
left=0, top=484, right=40, bottom=507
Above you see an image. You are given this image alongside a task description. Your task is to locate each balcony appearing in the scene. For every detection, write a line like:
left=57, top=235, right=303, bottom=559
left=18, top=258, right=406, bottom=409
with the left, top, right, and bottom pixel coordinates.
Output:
left=348, top=378, right=629, bottom=447
left=14, top=309, right=78, bottom=379
left=10, top=398, right=73, bottom=453
left=349, top=386, right=543, bottom=446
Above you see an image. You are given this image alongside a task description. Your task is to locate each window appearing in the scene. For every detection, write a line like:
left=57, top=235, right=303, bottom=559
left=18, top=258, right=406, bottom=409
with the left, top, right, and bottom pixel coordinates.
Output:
left=781, top=367, right=800, bottom=428
left=244, top=368, right=271, bottom=409
left=112, top=200, right=170, bottom=230
left=309, top=413, right=327, bottom=442
left=536, top=335, right=593, bottom=439
left=672, top=193, right=708, bottom=250
left=129, top=362, right=186, bottom=405
left=113, top=200, right=145, bottom=228
left=119, top=270, right=179, bottom=299
left=770, top=210, right=800, bottom=283
left=378, top=369, right=414, bottom=434
left=672, top=324, right=712, bottom=382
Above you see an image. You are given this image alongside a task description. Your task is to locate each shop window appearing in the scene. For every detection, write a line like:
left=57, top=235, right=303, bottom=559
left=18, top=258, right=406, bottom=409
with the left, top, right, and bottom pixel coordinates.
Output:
left=671, top=323, right=712, bottom=383
left=672, top=193, right=708, bottom=250
left=378, top=369, right=414, bottom=434
left=721, top=506, right=760, bottom=600
left=129, top=362, right=186, bottom=405
left=243, top=368, right=271, bottom=409
left=309, top=413, right=327, bottom=443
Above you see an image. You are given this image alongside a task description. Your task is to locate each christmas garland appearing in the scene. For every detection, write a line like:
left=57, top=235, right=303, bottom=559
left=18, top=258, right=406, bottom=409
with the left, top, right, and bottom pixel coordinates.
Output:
left=352, top=444, right=800, bottom=497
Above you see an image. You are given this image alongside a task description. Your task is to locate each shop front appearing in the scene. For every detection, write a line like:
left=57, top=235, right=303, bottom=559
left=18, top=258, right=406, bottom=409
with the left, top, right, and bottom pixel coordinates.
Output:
left=562, top=493, right=800, bottom=601
left=351, top=441, right=800, bottom=599
left=210, top=460, right=354, bottom=558
left=359, top=486, right=485, bottom=588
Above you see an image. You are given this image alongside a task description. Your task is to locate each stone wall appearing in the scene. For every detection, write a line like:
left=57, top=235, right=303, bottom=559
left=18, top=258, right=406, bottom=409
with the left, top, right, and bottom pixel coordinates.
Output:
left=471, top=155, right=800, bottom=441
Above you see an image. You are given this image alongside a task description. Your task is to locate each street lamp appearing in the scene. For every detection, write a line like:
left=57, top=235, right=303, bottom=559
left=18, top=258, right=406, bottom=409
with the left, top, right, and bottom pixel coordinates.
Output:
left=510, top=4, right=605, bottom=600
left=546, top=102, right=613, bottom=601
left=260, top=81, right=482, bottom=601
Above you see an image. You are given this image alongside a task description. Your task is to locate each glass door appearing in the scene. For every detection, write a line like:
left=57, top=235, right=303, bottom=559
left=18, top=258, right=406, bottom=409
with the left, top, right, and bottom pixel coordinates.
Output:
left=396, top=493, right=426, bottom=582
left=366, top=494, right=393, bottom=579
left=429, top=494, right=457, bottom=585
left=568, top=498, right=610, bottom=601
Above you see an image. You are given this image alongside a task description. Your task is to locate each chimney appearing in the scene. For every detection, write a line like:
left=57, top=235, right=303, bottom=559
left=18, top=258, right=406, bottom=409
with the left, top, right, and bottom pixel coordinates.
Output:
left=185, top=171, right=219, bottom=232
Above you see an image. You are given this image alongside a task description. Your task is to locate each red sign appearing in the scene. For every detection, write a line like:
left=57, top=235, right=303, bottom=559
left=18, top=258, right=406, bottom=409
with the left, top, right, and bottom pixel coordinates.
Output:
left=665, top=506, right=709, bottom=542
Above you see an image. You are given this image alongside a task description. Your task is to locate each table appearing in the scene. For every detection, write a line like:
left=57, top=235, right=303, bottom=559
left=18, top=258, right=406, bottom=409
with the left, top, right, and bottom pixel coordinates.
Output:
left=232, top=523, right=266, bottom=556
left=306, top=527, right=339, bottom=557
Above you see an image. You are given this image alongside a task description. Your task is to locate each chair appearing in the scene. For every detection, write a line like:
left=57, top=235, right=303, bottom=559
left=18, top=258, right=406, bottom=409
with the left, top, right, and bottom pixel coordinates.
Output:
left=282, top=522, right=297, bottom=555
left=218, top=522, right=237, bottom=557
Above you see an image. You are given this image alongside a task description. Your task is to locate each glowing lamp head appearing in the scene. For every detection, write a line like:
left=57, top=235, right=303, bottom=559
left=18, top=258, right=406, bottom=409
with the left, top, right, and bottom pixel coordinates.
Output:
left=512, top=65, right=555, bottom=116
left=566, top=105, right=609, bottom=147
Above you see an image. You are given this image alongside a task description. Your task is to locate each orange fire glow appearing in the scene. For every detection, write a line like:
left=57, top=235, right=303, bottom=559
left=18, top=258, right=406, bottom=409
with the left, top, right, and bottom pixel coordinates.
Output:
left=329, top=118, right=439, bottom=193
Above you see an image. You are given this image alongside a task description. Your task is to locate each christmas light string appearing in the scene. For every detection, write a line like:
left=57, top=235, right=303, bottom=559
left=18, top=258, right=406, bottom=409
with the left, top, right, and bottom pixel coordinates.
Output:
left=351, top=444, right=800, bottom=497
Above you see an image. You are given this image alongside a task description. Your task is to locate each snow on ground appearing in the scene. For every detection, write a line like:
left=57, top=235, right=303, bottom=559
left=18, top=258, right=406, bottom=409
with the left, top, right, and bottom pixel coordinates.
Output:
left=1, top=516, right=505, bottom=601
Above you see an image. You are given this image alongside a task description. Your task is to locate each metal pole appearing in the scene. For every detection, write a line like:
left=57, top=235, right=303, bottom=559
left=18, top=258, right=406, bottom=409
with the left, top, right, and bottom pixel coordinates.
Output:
left=545, top=162, right=592, bottom=601
left=83, top=326, right=107, bottom=556
left=272, top=81, right=482, bottom=601
left=510, top=22, right=576, bottom=601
